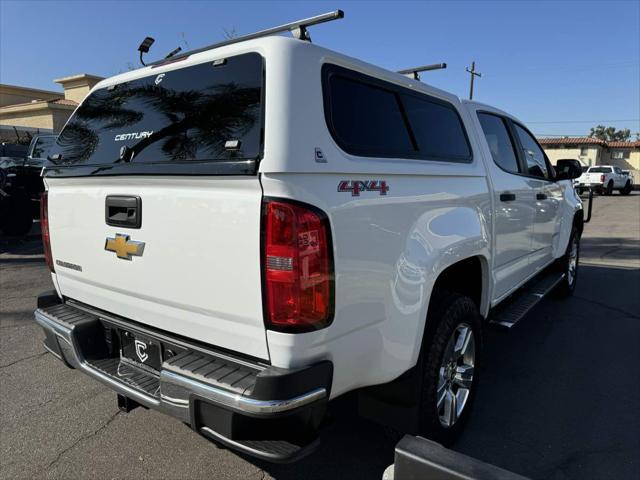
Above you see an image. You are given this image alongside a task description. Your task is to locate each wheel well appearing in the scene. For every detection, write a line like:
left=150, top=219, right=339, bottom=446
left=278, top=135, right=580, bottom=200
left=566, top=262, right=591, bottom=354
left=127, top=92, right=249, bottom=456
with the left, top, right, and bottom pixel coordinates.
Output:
left=431, top=257, right=483, bottom=310
left=574, top=210, right=584, bottom=235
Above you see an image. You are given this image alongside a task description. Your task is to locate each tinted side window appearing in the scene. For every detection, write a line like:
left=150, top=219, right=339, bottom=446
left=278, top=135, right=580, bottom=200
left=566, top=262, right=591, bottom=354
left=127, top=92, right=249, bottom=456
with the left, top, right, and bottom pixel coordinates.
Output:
left=477, top=113, right=520, bottom=173
left=326, top=75, right=414, bottom=156
left=514, top=124, right=548, bottom=179
left=402, top=95, right=471, bottom=160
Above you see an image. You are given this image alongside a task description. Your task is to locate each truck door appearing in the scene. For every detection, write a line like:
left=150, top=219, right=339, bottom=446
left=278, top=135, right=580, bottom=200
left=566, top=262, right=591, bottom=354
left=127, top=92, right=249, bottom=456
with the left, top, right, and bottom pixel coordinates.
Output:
left=511, top=123, right=562, bottom=272
left=475, top=112, right=537, bottom=300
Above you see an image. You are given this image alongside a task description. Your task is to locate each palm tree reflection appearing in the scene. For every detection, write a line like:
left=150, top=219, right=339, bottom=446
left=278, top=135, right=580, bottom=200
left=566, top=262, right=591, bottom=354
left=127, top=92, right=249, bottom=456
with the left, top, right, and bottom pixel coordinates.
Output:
left=56, top=81, right=261, bottom=164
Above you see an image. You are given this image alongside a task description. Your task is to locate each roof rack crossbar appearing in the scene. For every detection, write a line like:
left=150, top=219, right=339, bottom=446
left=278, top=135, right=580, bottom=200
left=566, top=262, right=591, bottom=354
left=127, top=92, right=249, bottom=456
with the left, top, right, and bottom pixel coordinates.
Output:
left=149, top=10, right=344, bottom=66
left=397, top=63, right=447, bottom=80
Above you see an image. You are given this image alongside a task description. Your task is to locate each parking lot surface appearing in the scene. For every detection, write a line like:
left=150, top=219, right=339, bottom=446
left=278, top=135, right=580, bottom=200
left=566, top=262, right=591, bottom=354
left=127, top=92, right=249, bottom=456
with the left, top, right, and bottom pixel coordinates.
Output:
left=1, top=193, right=638, bottom=480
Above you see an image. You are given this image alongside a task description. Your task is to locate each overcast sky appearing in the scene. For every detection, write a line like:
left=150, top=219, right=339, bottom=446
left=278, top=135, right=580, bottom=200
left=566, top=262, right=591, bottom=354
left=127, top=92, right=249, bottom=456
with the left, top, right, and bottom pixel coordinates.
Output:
left=1, top=0, right=638, bottom=137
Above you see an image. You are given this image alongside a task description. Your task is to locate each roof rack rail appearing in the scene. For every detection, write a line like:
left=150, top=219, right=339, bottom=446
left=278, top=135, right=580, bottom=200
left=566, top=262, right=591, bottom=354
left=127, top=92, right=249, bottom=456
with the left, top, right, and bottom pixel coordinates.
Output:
left=149, top=10, right=344, bottom=66
left=397, top=63, right=447, bottom=81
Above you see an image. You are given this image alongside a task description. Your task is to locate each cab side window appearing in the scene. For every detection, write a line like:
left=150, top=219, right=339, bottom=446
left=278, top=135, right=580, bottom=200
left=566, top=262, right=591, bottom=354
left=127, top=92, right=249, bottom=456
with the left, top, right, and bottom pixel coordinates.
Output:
left=477, top=113, right=520, bottom=174
left=514, top=124, right=549, bottom=179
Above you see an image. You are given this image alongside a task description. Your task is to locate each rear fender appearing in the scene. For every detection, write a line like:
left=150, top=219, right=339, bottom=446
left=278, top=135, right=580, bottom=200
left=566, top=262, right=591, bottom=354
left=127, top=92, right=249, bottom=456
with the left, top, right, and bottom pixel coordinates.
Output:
left=553, top=181, right=583, bottom=258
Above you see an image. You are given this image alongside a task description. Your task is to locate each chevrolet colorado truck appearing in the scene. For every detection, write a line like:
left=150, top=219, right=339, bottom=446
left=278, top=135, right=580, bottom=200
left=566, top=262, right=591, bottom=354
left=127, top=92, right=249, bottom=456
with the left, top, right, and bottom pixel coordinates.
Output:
left=34, top=12, right=585, bottom=463
left=576, top=165, right=632, bottom=195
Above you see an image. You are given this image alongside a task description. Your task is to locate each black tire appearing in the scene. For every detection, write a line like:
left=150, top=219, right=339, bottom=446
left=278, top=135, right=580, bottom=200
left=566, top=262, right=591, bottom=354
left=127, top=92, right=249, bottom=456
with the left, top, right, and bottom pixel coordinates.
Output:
left=0, top=196, right=34, bottom=237
left=604, top=181, right=614, bottom=196
left=620, top=181, right=632, bottom=195
left=554, top=224, right=580, bottom=297
left=417, top=292, right=482, bottom=446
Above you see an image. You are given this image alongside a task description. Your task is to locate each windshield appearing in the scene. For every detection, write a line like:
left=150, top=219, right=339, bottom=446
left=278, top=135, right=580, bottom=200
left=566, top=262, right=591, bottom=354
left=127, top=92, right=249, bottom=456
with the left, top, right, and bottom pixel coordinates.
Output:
left=588, top=167, right=612, bottom=173
left=30, top=135, right=58, bottom=159
left=54, top=52, right=263, bottom=169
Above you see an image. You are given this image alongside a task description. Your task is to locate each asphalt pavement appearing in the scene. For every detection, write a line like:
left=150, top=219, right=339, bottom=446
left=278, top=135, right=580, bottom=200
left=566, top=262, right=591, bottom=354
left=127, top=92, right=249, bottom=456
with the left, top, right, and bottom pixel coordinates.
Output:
left=1, top=193, right=638, bottom=480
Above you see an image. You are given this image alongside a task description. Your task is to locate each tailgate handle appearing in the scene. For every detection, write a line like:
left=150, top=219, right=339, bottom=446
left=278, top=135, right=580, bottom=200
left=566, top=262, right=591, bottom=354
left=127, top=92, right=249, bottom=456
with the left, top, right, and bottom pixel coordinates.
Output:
left=105, top=195, right=141, bottom=229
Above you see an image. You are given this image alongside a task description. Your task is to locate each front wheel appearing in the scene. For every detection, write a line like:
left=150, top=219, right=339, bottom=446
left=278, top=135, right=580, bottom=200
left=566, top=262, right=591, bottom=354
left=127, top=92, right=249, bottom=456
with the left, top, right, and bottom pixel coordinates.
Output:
left=555, top=224, right=580, bottom=297
left=620, top=181, right=632, bottom=195
left=418, top=292, right=482, bottom=445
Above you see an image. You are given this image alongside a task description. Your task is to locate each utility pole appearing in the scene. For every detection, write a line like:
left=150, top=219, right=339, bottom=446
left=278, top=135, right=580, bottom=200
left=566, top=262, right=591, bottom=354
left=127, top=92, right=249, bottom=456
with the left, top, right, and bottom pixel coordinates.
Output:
left=466, top=61, right=482, bottom=100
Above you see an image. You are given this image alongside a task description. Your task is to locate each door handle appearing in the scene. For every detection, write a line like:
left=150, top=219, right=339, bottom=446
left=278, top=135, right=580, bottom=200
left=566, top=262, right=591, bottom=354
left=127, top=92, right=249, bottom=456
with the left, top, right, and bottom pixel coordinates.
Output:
left=105, top=195, right=142, bottom=228
left=536, top=193, right=548, bottom=200
left=500, top=193, right=516, bottom=202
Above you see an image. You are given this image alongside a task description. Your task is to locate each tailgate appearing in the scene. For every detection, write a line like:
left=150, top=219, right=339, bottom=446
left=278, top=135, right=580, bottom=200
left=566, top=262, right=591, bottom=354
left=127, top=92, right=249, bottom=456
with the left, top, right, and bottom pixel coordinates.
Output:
left=583, top=173, right=602, bottom=184
left=47, top=176, right=268, bottom=359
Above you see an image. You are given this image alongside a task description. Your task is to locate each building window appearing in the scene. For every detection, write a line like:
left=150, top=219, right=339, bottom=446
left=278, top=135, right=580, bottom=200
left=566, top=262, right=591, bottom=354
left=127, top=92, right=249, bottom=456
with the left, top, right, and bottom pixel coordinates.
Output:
left=580, top=147, right=589, bottom=156
left=611, top=150, right=630, bottom=160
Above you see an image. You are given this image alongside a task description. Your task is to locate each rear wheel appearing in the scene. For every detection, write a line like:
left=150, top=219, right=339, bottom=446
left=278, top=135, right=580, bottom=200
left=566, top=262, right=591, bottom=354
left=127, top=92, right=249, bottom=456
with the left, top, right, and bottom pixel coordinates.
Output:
left=417, top=292, right=482, bottom=445
left=604, top=181, right=614, bottom=195
left=555, top=224, right=580, bottom=297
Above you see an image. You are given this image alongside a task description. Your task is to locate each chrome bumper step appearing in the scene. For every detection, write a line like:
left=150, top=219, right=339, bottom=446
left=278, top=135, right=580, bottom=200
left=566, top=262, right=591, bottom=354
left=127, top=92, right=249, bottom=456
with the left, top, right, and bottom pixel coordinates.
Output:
left=34, top=298, right=332, bottom=463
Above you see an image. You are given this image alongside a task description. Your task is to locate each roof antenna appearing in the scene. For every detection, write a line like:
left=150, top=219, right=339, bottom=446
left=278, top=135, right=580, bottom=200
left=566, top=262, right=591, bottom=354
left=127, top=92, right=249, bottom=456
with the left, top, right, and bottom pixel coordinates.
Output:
left=165, top=46, right=182, bottom=59
left=138, top=37, right=155, bottom=66
left=397, top=63, right=447, bottom=81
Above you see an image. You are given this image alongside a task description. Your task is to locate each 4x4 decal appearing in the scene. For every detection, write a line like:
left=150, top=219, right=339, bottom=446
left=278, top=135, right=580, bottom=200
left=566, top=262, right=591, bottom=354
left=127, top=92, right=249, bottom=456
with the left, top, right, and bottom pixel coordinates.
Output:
left=338, top=180, right=389, bottom=196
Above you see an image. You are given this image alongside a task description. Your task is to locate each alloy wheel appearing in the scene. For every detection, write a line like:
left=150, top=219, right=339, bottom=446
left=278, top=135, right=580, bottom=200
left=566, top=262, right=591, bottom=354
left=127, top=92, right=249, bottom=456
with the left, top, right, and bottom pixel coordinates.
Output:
left=436, top=323, right=475, bottom=428
left=567, top=235, right=579, bottom=286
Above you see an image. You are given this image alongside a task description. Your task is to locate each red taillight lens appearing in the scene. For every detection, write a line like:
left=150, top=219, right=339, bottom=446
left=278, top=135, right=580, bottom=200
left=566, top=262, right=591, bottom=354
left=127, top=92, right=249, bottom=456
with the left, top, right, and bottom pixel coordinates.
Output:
left=40, top=192, right=54, bottom=272
left=262, top=199, right=334, bottom=332
left=600, top=174, right=605, bottom=183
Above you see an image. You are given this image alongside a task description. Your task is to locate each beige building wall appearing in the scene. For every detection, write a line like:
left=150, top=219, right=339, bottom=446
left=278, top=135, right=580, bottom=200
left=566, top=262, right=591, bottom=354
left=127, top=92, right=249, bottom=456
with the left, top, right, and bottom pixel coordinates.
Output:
left=54, top=74, right=103, bottom=103
left=544, top=146, right=602, bottom=166
left=0, top=109, right=56, bottom=130
left=0, top=85, right=62, bottom=107
left=1, top=74, right=102, bottom=138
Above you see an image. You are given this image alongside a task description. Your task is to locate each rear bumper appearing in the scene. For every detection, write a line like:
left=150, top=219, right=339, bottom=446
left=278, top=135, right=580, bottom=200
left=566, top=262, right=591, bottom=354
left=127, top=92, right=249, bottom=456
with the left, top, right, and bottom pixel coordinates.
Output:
left=35, top=291, right=332, bottom=463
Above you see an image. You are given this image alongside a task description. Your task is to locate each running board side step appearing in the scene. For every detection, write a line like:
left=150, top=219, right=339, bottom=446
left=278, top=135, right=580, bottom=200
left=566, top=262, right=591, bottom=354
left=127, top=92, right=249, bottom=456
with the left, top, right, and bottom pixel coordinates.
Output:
left=489, top=271, right=565, bottom=329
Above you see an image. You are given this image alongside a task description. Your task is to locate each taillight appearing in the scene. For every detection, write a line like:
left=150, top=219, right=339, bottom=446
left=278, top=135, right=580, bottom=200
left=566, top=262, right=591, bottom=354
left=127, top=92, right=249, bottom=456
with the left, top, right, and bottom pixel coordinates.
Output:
left=40, top=192, right=54, bottom=272
left=262, top=198, right=334, bottom=332
left=600, top=174, right=605, bottom=183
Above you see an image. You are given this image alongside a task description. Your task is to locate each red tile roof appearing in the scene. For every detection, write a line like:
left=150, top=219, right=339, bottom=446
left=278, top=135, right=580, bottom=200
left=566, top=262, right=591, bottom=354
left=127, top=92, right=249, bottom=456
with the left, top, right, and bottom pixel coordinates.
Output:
left=538, top=137, right=605, bottom=146
left=51, top=98, right=78, bottom=106
left=606, top=141, right=640, bottom=148
left=538, top=137, right=640, bottom=148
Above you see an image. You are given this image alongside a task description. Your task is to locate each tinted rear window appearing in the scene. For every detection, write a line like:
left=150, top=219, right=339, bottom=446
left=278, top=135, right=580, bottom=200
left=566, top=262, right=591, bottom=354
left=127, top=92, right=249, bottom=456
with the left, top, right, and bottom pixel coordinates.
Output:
left=54, top=53, right=263, bottom=169
left=588, top=167, right=612, bottom=173
left=402, top=95, right=471, bottom=160
left=323, top=64, right=472, bottom=162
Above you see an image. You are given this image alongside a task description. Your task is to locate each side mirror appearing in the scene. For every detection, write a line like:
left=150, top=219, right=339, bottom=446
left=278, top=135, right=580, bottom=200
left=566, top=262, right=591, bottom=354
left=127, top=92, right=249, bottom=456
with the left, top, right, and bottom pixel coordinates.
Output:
left=555, top=159, right=583, bottom=180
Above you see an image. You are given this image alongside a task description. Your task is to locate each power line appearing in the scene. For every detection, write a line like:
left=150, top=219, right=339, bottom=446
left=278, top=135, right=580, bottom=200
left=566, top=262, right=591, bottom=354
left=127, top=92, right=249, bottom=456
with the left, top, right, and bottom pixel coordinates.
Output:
left=527, top=119, right=640, bottom=124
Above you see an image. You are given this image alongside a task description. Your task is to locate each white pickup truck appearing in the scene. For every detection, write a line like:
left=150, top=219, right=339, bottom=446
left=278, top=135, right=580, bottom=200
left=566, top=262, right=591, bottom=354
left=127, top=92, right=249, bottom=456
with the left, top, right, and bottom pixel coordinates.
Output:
left=576, top=165, right=633, bottom=195
left=34, top=12, right=585, bottom=463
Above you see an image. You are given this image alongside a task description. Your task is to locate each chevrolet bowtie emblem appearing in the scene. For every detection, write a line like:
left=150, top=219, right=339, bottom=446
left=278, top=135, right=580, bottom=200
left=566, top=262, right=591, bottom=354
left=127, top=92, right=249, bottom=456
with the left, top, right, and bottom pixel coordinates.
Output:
left=104, top=234, right=145, bottom=260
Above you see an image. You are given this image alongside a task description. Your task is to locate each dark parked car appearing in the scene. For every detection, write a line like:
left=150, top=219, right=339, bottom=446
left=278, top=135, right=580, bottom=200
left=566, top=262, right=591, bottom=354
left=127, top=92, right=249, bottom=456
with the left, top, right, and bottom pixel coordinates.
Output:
left=0, top=135, right=57, bottom=236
